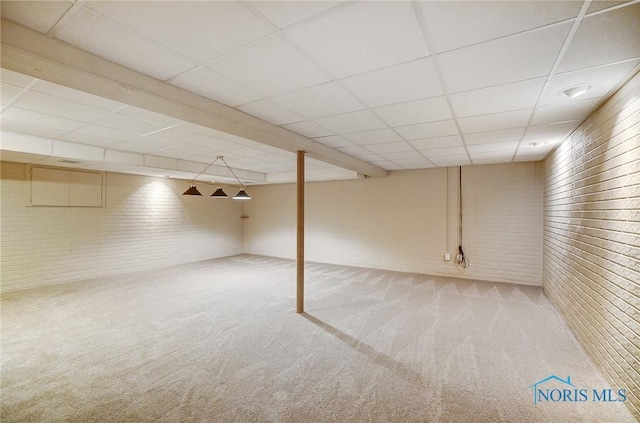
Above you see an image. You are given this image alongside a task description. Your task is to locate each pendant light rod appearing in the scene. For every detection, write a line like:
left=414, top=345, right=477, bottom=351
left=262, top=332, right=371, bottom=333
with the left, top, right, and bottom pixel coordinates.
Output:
left=219, top=155, right=245, bottom=187
left=190, top=156, right=222, bottom=182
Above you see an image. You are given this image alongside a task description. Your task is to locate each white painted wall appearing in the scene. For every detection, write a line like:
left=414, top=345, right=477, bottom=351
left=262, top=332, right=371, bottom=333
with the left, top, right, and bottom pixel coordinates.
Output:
left=244, top=162, right=543, bottom=286
left=544, top=71, right=640, bottom=419
left=0, top=162, right=244, bottom=292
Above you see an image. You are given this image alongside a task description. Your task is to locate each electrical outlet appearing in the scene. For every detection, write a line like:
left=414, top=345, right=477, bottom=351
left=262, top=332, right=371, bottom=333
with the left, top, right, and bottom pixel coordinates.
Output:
left=444, top=253, right=451, bottom=261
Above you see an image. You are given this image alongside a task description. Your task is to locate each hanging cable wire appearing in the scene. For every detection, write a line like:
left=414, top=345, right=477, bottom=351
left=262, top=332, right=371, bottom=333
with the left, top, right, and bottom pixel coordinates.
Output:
left=219, top=156, right=244, bottom=187
left=456, top=166, right=469, bottom=269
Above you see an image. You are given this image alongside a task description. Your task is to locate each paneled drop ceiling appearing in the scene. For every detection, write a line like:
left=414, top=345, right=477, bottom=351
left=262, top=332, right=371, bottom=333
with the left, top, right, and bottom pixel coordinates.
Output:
left=1, top=1, right=639, bottom=183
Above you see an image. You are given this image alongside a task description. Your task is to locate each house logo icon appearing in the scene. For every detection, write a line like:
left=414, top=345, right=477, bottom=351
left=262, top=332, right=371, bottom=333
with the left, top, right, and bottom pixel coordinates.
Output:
left=528, top=375, right=575, bottom=405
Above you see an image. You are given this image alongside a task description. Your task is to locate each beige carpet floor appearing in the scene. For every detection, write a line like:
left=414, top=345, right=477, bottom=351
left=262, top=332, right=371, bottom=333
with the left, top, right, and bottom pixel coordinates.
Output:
left=1, top=255, right=635, bottom=422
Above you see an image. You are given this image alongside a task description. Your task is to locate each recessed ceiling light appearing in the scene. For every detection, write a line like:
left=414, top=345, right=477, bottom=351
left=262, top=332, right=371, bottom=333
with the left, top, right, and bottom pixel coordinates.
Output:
left=529, top=141, right=550, bottom=148
left=558, top=84, right=591, bottom=98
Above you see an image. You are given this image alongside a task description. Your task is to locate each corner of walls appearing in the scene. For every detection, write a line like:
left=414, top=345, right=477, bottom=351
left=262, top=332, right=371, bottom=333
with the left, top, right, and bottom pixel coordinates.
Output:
left=543, top=70, right=640, bottom=419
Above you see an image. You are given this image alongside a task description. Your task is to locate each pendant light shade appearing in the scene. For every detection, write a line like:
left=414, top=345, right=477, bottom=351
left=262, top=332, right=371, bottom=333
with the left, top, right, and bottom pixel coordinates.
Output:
left=183, top=185, right=202, bottom=196
left=211, top=187, right=228, bottom=198
left=182, top=155, right=250, bottom=200
left=232, top=189, right=251, bottom=200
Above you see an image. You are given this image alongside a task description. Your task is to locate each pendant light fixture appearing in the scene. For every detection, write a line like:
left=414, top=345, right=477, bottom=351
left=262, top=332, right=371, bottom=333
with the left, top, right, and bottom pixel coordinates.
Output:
left=182, top=156, right=222, bottom=196
left=219, top=155, right=251, bottom=200
left=181, top=155, right=250, bottom=200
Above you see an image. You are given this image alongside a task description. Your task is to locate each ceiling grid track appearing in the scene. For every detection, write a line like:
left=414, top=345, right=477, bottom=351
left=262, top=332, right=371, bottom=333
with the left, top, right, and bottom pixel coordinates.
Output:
left=242, top=0, right=436, bottom=170
left=412, top=1, right=474, bottom=165
left=512, top=0, right=592, bottom=160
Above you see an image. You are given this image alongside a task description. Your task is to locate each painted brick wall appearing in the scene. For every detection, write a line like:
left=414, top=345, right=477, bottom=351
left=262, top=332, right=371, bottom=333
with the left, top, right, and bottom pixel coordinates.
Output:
left=544, top=71, right=640, bottom=419
left=0, top=162, right=244, bottom=292
left=244, top=162, right=543, bottom=286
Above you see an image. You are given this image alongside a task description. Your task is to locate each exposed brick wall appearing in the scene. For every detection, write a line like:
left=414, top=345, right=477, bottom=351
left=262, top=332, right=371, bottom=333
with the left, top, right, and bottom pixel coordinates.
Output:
left=544, top=71, right=640, bottom=419
left=244, top=162, right=543, bottom=286
left=0, top=162, right=244, bottom=292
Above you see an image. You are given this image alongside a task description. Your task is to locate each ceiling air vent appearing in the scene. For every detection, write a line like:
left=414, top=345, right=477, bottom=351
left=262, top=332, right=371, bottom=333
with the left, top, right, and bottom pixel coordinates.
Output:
left=59, top=159, right=82, bottom=164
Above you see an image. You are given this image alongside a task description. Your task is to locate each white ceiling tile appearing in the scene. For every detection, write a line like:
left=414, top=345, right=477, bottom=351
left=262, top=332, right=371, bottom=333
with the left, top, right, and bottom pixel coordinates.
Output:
left=353, top=153, right=384, bottom=161
left=150, top=128, right=211, bottom=144
left=587, top=1, right=632, bottom=14
left=341, top=57, right=443, bottom=108
left=312, top=135, right=355, bottom=149
left=58, top=132, right=123, bottom=148
left=13, top=91, right=110, bottom=123
left=1, top=107, right=85, bottom=132
left=517, top=141, right=558, bottom=156
left=465, top=128, right=525, bottom=146
left=0, top=68, right=36, bottom=88
left=401, top=162, right=435, bottom=170
left=468, top=141, right=520, bottom=154
left=337, top=146, right=373, bottom=156
left=128, top=144, right=175, bottom=156
left=238, top=99, right=304, bottom=126
left=392, top=157, right=433, bottom=167
left=228, top=146, right=271, bottom=158
left=344, top=129, right=402, bottom=145
left=87, top=2, right=274, bottom=63
left=73, top=124, right=138, bottom=142
left=209, top=35, right=331, bottom=97
left=558, top=4, right=640, bottom=73
left=219, top=134, right=261, bottom=147
left=169, top=67, right=263, bottom=108
left=458, top=109, right=533, bottom=134
left=1, top=1, right=74, bottom=33
left=0, top=120, right=68, bottom=139
left=471, top=153, right=516, bottom=164
left=374, top=97, right=452, bottom=127
left=177, top=123, right=229, bottom=140
left=315, top=110, right=386, bottom=134
left=420, top=1, right=581, bottom=53
left=524, top=121, right=578, bottom=140
left=419, top=146, right=468, bottom=157
left=365, top=141, right=414, bottom=154
left=1, top=83, right=23, bottom=105
left=116, top=106, right=183, bottom=127
left=126, top=136, right=178, bottom=152
left=394, top=120, right=459, bottom=141
left=428, top=155, right=471, bottom=167
left=378, top=150, right=423, bottom=161
left=439, top=23, right=571, bottom=93
left=282, top=120, right=333, bottom=138
left=532, top=98, right=600, bottom=126
left=450, top=78, right=546, bottom=117
left=31, top=80, right=124, bottom=111
left=184, top=138, right=241, bottom=152
left=540, top=59, right=640, bottom=106
left=91, top=113, right=165, bottom=135
left=270, top=82, right=363, bottom=119
left=285, top=1, right=429, bottom=78
left=514, top=152, right=548, bottom=162
left=55, top=8, right=196, bottom=81
left=249, top=1, right=341, bottom=29
left=410, top=135, right=464, bottom=150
